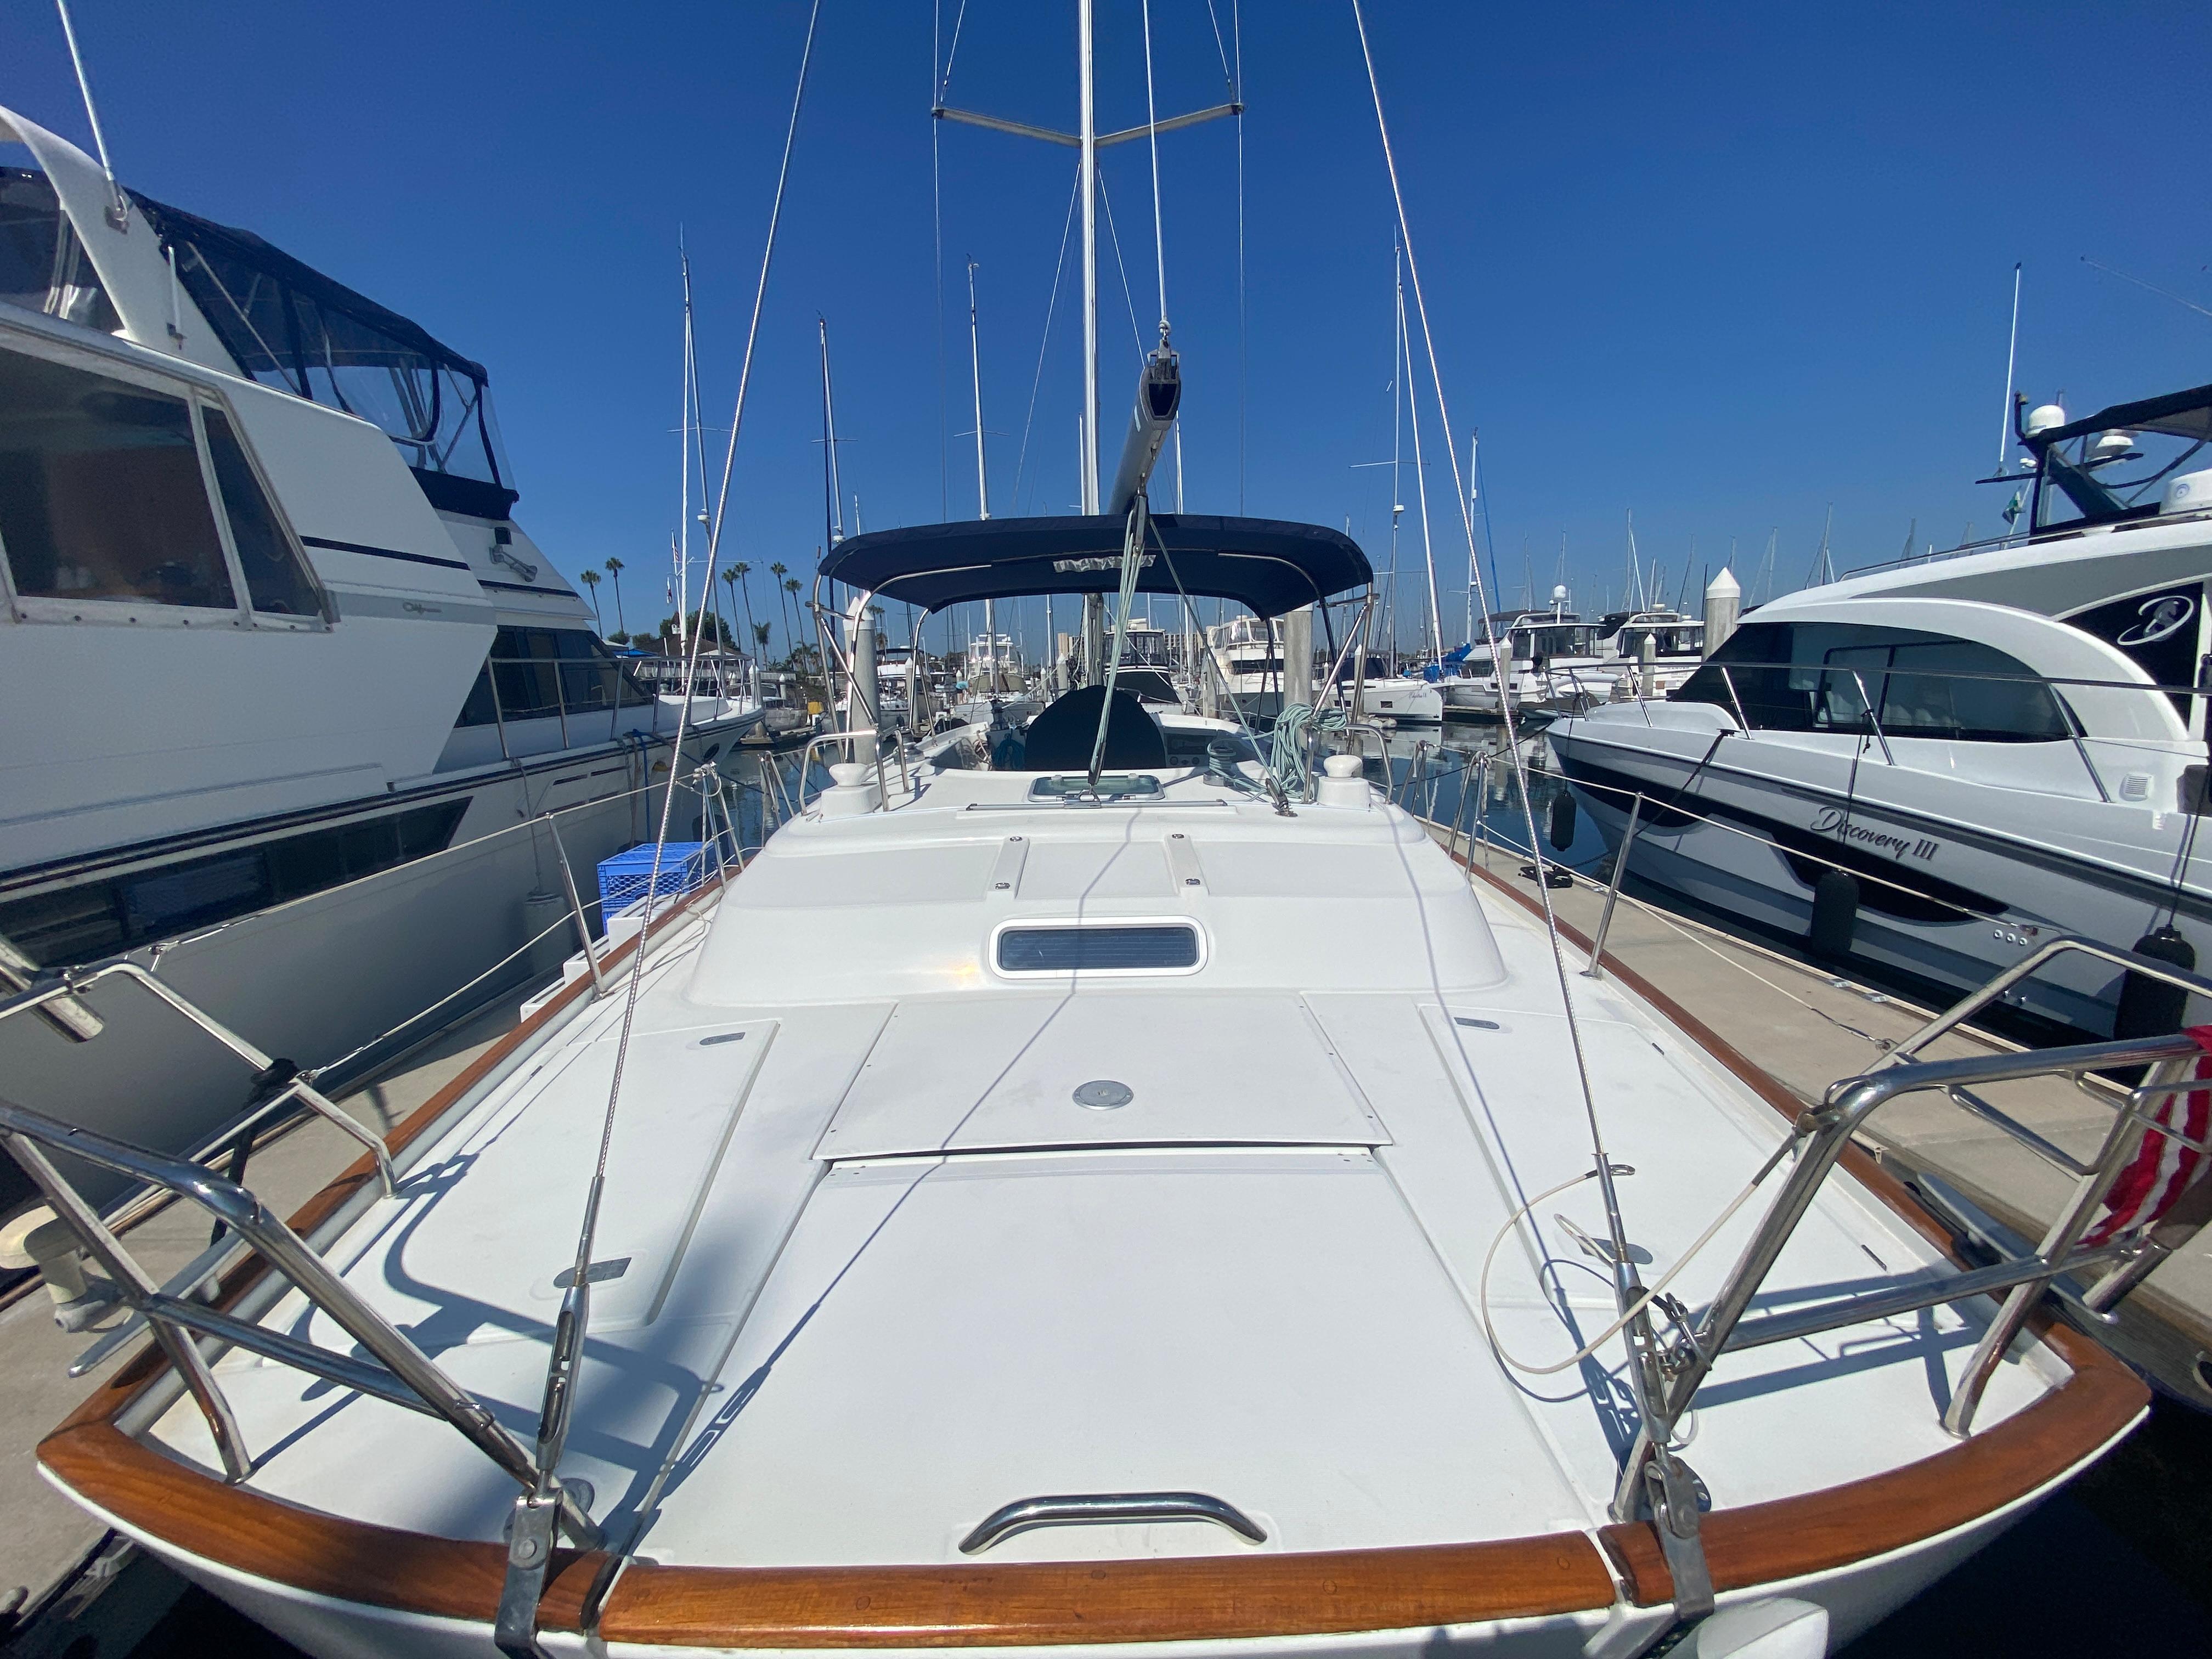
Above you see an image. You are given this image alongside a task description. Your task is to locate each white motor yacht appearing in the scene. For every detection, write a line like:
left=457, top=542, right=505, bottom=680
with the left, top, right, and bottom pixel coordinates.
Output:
left=1549, top=381, right=2212, bottom=1038
left=1357, top=670, right=1446, bottom=724
left=0, top=106, right=760, bottom=1214
left=1206, top=611, right=1288, bottom=720
left=13, top=506, right=2187, bottom=1659
left=1542, top=608, right=1707, bottom=710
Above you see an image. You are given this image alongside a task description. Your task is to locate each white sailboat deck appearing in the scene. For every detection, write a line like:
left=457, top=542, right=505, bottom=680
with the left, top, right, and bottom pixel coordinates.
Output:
left=139, top=768, right=2066, bottom=1572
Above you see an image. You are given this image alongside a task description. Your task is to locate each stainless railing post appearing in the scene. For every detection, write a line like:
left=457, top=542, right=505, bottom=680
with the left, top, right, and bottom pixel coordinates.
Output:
left=0, top=1096, right=602, bottom=1551
left=541, top=816, right=607, bottom=1000
left=1940, top=1047, right=2189, bottom=1435
left=1717, top=663, right=1752, bottom=735
left=1582, top=792, right=1643, bottom=979
left=552, top=659, right=571, bottom=751
left=2, top=1127, right=251, bottom=1482
left=2053, top=682, right=2112, bottom=802
left=489, top=661, right=510, bottom=761
left=1850, top=669, right=1896, bottom=765
left=1448, top=758, right=1476, bottom=852
left=1475, top=754, right=1492, bottom=865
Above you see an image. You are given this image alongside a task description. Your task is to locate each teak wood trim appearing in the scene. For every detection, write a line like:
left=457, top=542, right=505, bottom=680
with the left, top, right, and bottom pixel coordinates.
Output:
left=34, top=850, right=2148, bottom=1644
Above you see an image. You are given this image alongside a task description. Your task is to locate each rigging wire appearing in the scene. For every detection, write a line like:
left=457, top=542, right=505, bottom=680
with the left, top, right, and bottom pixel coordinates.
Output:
left=932, top=2, right=951, bottom=518
left=1141, top=0, right=1170, bottom=341
left=1231, top=1, right=1246, bottom=513
left=1011, top=166, right=1083, bottom=515
left=1094, top=174, right=1151, bottom=363
left=533, top=0, right=823, bottom=1538
left=1141, top=0, right=1181, bottom=510
left=1348, top=0, right=1636, bottom=1272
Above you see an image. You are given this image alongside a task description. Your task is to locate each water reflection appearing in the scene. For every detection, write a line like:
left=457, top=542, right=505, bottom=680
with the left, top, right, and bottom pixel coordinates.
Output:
left=1356, top=720, right=1609, bottom=872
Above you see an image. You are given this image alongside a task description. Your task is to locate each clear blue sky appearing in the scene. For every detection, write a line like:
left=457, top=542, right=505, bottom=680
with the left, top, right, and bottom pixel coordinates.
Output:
left=10, top=2, right=2209, bottom=652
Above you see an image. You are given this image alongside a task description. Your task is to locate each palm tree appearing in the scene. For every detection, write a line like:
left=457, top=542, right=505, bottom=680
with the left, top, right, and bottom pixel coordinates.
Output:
left=781, top=577, right=803, bottom=657
left=768, top=561, right=791, bottom=653
left=578, top=567, right=602, bottom=630
left=753, top=621, right=771, bottom=653
left=724, top=562, right=758, bottom=653
left=603, top=556, right=627, bottom=635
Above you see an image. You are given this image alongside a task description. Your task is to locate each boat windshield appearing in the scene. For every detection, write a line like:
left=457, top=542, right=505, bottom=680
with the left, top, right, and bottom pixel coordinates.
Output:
left=1620, top=622, right=1703, bottom=656
left=128, top=190, right=516, bottom=517
left=0, top=168, right=120, bottom=332
left=2035, top=420, right=2212, bottom=531
left=1514, top=621, right=1595, bottom=659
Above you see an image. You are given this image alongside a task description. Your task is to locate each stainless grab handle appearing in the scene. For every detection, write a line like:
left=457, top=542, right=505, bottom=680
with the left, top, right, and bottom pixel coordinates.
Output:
left=958, top=1491, right=1266, bottom=1555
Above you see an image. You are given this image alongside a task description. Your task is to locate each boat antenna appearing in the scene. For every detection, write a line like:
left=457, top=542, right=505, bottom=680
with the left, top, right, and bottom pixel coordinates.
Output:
left=496, top=5, right=822, bottom=1651
left=1996, top=263, right=2023, bottom=473
left=53, top=1, right=127, bottom=230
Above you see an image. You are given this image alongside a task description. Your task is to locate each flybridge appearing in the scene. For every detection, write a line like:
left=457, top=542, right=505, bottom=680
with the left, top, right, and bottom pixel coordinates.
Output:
left=0, top=146, right=516, bottom=521
left=128, top=191, right=519, bottom=520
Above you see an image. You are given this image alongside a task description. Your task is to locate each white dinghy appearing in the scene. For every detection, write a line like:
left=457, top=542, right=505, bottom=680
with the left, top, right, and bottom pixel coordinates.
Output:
left=13, top=495, right=2199, bottom=1659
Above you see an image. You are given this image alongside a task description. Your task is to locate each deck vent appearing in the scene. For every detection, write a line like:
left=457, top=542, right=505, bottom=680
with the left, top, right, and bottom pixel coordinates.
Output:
left=996, top=924, right=1200, bottom=973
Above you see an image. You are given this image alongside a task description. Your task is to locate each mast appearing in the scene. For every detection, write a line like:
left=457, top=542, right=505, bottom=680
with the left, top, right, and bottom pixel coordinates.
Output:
left=818, top=316, right=844, bottom=549
left=966, top=261, right=990, bottom=521
left=966, top=258, right=997, bottom=681
left=1384, top=243, right=1404, bottom=668
left=1079, top=0, right=1098, bottom=514
left=676, top=249, right=692, bottom=652
left=1402, top=288, right=1443, bottom=672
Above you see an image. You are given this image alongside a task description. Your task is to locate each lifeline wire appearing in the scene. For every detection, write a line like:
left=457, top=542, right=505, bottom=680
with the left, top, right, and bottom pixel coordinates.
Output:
left=1348, top=1, right=1635, bottom=1269
left=541, top=0, right=822, bottom=1510
left=1477, top=1140, right=1794, bottom=1377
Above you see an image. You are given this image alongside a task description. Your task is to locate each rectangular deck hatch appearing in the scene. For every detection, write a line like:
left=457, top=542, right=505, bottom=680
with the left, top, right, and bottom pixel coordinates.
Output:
left=996, top=923, right=1199, bottom=973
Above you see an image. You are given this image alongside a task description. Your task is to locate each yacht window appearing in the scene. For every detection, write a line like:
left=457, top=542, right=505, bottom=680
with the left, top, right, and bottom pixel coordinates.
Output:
left=0, top=800, right=466, bottom=968
left=0, top=349, right=236, bottom=610
left=0, top=169, right=121, bottom=332
left=458, top=627, right=649, bottom=728
left=2034, top=422, right=2209, bottom=532
left=200, top=407, right=322, bottom=618
left=1675, top=622, right=2069, bottom=742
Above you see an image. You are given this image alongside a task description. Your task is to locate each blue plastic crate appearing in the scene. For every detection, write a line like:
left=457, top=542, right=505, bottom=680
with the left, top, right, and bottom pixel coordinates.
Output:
left=596, top=841, right=720, bottom=917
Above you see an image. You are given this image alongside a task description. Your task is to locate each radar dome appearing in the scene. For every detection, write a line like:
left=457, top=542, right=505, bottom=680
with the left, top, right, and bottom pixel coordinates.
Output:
left=2025, top=402, right=2068, bottom=437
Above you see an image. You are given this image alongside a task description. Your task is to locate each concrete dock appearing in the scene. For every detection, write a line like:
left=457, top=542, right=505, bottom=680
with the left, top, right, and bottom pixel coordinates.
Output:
left=1441, top=821, right=2212, bottom=1414
left=0, top=1001, right=517, bottom=1633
